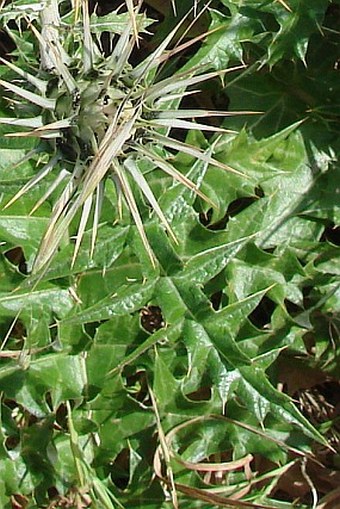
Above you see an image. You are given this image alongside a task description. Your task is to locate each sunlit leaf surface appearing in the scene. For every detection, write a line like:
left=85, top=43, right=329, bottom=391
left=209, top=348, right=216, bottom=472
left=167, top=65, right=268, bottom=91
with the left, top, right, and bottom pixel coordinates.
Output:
left=0, top=0, right=338, bottom=508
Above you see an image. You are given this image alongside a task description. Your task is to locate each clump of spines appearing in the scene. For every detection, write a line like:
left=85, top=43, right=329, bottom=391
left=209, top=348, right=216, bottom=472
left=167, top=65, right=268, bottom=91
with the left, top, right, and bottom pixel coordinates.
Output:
left=0, top=0, right=246, bottom=273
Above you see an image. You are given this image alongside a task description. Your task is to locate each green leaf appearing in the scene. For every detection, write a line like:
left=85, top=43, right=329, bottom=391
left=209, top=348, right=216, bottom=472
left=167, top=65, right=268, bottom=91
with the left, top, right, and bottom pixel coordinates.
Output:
left=0, top=285, right=74, bottom=319
left=176, top=233, right=255, bottom=285
left=63, top=277, right=158, bottom=324
left=183, top=11, right=257, bottom=70
left=36, top=225, right=130, bottom=282
left=202, top=288, right=272, bottom=367
left=0, top=214, right=49, bottom=265
left=0, top=353, right=86, bottom=413
left=0, top=1, right=335, bottom=506
left=89, top=11, right=152, bottom=35
left=238, top=366, right=327, bottom=444
left=221, top=0, right=329, bottom=65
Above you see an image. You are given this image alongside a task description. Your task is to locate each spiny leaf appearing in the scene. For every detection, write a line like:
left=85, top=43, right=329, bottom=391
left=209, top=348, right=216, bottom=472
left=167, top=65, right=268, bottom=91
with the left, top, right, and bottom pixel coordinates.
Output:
left=124, top=157, right=177, bottom=244
left=71, top=193, right=93, bottom=268
left=0, top=117, right=43, bottom=128
left=145, top=65, right=245, bottom=102
left=137, top=144, right=216, bottom=208
left=3, top=154, right=60, bottom=210
left=0, top=79, right=56, bottom=109
left=62, top=277, right=158, bottom=325
left=151, top=133, right=247, bottom=178
left=125, top=0, right=140, bottom=46
left=0, top=56, right=47, bottom=93
left=33, top=113, right=138, bottom=273
left=114, top=160, right=157, bottom=268
left=149, top=117, right=233, bottom=133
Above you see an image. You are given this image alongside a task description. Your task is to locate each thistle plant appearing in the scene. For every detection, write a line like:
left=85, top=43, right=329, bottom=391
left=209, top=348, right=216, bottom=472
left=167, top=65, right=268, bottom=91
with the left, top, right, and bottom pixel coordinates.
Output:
left=0, top=2, right=337, bottom=507
left=0, top=0, right=248, bottom=274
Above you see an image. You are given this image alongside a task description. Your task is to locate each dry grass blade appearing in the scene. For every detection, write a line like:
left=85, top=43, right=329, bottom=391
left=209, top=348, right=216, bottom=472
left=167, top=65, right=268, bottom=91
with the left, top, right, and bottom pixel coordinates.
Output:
left=79, top=112, right=138, bottom=203
left=176, top=0, right=211, bottom=45
left=176, top=454, right=253, bottom=473
left=149, top=382, right=179, bottom=509
left=34, top=209, right=74, bottom=274
left=5, top=130, right=62, bottom=139
left=81, top=0, right=94, bottom=73
left=53, top=161, right=84, bottom=215
left=156, top=109, right=261, bottom=119
left=173, top=482, right=282, bottom=509
left=114, top=161, right=157, bottom=267
left=153, top=415, right=294, bottom=509
left=145, top=66, right=245, bottom=102
left=33, top=118, right=74, bottom=132
left=148, top=0, right=212, bottom=69
left=2, top=147, right=40, bottom=174
left=171, top=0, right=177, bottom=16
left=158, top=24, right=222, bottom=65
left=276, top=0, right=292, bottom=12
left=136, top=144, right=216, bottom=208
left=131, top=16, right=190, bottom=80
left=33, top=164, right=83, bottom=273
left=301, top=457, right=318, bottom=509
left=3, top=155, right=60, bottom=210
left=156, top=89, right=201, bottom=106
left=30, top=169, right=70, bottom=215
left=124, top=157, right=178, bottom=244
left=72, top=193, right=93, bottom=267
left=0, top=349, right=31, bottom=358
left=90, top=182, right=104, bottom=258
left=72, top=0, right=81, bottom=22
left=33, top=113, right=138, bottom=272
left=125, top=0, right=140, bottom=46
left=149, top=117, right=234, bottom=133
left=151, top=132, right=248, bottom=178
left=156, top=416, right=253, bottom=473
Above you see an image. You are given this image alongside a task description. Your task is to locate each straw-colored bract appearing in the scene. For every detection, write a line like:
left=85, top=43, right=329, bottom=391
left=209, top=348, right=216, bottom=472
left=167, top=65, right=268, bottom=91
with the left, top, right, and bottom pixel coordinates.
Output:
left=0, top=0, right=248, bottom=273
